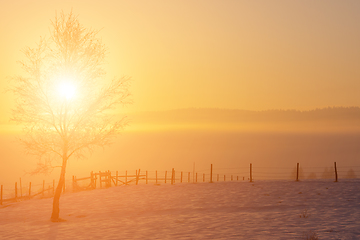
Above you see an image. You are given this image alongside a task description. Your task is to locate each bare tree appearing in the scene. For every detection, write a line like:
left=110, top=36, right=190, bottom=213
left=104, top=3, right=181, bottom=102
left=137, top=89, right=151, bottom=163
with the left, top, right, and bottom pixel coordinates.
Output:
left=10, top=11, right=131, bottom=222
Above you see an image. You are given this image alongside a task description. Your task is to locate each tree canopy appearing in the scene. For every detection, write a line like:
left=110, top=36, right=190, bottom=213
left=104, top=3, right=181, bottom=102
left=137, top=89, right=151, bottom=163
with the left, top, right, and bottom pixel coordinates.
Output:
left=10, top=11, right=131, bottom=221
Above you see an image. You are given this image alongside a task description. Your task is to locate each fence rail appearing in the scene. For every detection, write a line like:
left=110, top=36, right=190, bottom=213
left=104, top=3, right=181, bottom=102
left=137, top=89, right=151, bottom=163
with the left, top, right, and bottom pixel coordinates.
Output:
left=1, top=162, right=359, bottom=206
left=0, top=178, right=65, bottom=205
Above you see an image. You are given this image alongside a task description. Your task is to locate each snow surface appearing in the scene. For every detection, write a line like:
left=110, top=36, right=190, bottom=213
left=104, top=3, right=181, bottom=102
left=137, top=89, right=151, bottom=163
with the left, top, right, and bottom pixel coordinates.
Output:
left=1, top=179, right=359, bottom=239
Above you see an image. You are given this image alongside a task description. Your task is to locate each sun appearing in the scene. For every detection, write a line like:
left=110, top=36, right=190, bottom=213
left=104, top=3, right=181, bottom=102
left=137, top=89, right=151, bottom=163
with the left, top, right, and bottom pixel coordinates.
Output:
left=58, top=80, right=76, bottom=100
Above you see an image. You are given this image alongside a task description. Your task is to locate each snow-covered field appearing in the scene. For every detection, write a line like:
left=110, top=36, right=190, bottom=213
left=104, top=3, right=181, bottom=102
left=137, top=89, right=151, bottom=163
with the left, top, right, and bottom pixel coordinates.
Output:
left=0, top=179, right=359, bottom=239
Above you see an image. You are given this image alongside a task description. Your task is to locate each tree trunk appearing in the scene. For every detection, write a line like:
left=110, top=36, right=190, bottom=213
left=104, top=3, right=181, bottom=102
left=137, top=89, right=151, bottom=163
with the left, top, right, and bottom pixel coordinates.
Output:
left=51, top=157, right=67, bottom=222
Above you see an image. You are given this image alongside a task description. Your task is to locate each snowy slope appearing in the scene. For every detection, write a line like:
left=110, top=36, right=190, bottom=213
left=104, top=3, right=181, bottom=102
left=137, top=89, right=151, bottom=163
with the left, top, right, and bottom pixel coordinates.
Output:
left=1, top=179, right=359, bottom=239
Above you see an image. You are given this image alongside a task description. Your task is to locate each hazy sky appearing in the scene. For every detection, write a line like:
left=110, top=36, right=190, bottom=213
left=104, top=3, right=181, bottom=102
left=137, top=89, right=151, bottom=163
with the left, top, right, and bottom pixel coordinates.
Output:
left=1, top=1, right=360, bottom=185
left=1, top=0, right=360, bottom=125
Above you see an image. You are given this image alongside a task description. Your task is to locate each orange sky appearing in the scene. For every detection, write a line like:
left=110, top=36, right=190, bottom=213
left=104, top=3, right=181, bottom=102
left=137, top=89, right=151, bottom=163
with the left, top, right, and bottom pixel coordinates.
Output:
left=1, top=0, right=360, bottom=127
left=2, top=1, right=360, bottom=187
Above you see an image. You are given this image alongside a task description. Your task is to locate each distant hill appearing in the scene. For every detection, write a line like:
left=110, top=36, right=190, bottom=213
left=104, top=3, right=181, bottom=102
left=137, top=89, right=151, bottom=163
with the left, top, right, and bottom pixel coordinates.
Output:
left=128, top=107, right=360, bottom=132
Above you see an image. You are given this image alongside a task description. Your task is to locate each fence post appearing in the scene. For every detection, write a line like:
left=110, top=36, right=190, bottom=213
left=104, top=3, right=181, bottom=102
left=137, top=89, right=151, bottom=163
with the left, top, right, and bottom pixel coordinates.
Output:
left=20, top=178, right=22, bottom=198
left=135, top=170, right=137, bottom=185
left=224, top=175, right=226, bottom=181
left=210, top=164, right=213, bottom=183
left=1, top=185, right=2, bottom=205
left=116, top=171, right=118, bottom=186
left=99, top=171, right=102, bottom=188
left=90, top=172, right=93, bottom=188
left=203, top=173, right=205, bottom=182
left=136, top=169, right=140, bottom=185
left=250, top=163, right=253, bottom=182
left=15, top=182, right=18, bottom=201
left=165, top=171, right=167, bottom=184
left=217, top=174, right=219, bottom=181
left=296, top=163, right=299, bottom=181
left=171, top=168, right=174, bottom=185
left=231, top=175, right=233, bottom=181
left=91, top=171, right=96, bottom=189
left=334, top=162, right=338, bottom=182
left=125, top=170, right=128, bottom=185
left=173, top=169, right=175, bottom=184
left=237, top=176, right=239, bottom=181
left=146, top=171, right=148, bottom=184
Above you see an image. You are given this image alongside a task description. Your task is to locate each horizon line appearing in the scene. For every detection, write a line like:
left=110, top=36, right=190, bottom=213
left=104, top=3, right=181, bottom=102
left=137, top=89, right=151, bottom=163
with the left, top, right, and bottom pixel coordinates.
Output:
left=127, top=105, right=360, bottom=114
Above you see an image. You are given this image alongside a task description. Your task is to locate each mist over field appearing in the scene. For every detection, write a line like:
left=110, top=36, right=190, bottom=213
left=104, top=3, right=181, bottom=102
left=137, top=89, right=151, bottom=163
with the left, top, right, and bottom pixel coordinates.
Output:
left=1, top=107, right=360, bottom=238
left=1, top=107, right=360, bottom=187
left=131, top=107, right=360, bottom=132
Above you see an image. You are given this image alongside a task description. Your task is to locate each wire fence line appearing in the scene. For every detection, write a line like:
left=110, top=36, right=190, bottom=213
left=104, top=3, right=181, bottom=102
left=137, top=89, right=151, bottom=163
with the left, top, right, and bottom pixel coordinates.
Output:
left=0, top=178, right=73, bottom=205
left=1, top=162, right=359, bottom=206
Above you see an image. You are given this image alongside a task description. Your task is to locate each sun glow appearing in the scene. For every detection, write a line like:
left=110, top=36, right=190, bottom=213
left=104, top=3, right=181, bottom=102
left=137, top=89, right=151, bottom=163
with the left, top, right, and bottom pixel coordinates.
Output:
left=58, top=80, right=76, bottom=100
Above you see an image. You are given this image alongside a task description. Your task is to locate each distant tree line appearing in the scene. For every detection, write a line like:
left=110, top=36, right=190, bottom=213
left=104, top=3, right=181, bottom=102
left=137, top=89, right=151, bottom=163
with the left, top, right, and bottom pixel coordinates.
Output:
left=134, top=106, right=360, bottom=125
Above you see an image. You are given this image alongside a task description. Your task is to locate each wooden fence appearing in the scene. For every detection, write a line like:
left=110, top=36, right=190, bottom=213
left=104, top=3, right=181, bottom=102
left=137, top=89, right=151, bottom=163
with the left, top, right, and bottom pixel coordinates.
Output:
left=71, top=164, right=250, bottom=192
left=0, top=178, right=63, bottom=205
left=1, top=162, right=359, bottom=205
left=70, top=161, right=359, bottom=193
left=73, top=169, right=148, bottom=191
